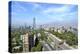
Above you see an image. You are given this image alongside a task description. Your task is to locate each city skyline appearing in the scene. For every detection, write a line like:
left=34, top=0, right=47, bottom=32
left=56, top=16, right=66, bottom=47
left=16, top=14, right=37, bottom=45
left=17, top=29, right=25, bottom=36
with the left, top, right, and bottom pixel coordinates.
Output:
left=9, top=1, right=78, bottom=53
left=10, top=1, right=78, bottom=27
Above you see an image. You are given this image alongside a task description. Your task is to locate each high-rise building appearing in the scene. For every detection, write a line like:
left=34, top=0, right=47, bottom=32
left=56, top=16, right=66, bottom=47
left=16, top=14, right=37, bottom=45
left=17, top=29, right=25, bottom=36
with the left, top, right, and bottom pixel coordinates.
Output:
left=33, top=17, right=36, bottom=30
left=33, top=17, right=37, bottom=45
left=22, top=33, right=29, bottom=52
left=28, top=33, right=34, bottom=51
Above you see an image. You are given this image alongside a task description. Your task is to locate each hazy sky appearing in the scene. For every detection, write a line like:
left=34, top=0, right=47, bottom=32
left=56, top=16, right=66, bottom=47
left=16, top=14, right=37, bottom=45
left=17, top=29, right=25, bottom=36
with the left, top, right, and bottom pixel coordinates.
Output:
left=10, top=1, right=78, bottom=26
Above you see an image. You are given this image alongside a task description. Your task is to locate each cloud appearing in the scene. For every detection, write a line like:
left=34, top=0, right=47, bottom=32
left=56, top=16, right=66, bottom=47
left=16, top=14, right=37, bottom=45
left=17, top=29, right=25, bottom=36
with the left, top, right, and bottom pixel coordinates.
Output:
left=18, top=5, right=27, bottom=12
left=39, top=5, right=77, bottom=22
left=42, top=5, right=74, bottom=15
left=31, top=3, right=42, bottom=10
left=12, top=2, right=27, bottom=15
left=42, top=9, right=77, bottom=22
left=33, top=3, right=40, bottom=8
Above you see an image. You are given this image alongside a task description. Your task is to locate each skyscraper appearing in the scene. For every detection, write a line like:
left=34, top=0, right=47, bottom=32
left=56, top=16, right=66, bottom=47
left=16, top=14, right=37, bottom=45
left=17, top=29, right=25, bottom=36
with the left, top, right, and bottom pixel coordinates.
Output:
left=33, top=17, right=36, bottom=30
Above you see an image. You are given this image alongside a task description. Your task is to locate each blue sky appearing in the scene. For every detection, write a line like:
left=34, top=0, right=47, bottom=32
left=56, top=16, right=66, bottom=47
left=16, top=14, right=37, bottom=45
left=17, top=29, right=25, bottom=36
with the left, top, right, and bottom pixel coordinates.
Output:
left=10, top=1, right=78, bottom=26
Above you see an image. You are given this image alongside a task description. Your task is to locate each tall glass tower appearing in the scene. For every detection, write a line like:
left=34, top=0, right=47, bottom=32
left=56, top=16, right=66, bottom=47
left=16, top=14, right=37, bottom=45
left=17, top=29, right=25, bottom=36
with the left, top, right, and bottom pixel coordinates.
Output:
left=33, top=17, right=36, bottom=30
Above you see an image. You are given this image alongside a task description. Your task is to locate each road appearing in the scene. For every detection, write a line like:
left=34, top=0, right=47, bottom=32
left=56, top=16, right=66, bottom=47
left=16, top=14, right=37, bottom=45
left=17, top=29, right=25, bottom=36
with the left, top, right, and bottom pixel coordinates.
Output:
left=40, top=41, right=52, bottom=51
left=44, top=31, right=74, bottom=50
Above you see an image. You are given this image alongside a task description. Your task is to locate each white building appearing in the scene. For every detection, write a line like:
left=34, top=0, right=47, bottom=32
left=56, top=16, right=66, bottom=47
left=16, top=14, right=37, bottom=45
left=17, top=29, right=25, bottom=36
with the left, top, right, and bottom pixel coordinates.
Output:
left=21, top=33, right=29, bottom=52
